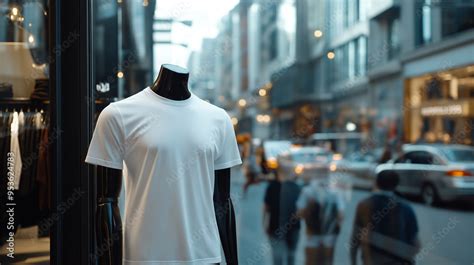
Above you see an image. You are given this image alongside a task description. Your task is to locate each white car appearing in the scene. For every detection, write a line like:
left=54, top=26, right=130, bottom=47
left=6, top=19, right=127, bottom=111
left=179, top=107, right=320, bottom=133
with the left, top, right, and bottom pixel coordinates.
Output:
left=333, top=150, right=381, bottom=189
left=277, top=146, right=333, bottom=181
left=376, top=144, right=474, bottom=205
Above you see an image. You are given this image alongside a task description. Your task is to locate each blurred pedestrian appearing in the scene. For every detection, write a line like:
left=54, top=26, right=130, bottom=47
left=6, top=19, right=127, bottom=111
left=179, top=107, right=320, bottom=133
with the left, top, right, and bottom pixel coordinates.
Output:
left=378, top=143, right=392, bottom=164
left=243, top=144, right=262, bottom=195
left=393, top=140, right=404, bottom=159
left=263, top=173, right=302, bottom=265
left=349, top=171, right=421, bottom=265
left=297, top=179, right=345, bottom=265
left=258, top=144, right=270, bottom=175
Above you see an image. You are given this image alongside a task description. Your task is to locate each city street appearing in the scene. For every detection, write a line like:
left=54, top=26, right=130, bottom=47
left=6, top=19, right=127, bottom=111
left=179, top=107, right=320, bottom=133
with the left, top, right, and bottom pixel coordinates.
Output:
left=230, top=168, right=474, bottom=265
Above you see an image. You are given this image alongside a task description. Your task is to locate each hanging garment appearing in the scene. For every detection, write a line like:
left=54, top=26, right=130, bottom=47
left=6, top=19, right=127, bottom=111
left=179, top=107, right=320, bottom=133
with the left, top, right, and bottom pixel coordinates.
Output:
left=10, top=111, right=23, bottom=190
left=1, top=107, right=50, bottom=230
left=34, top=112, right=42, bottom=129
left=18, top=112, right=40, bottom=196
left=19, top=110, right=25, bottom=127
left=37, top=127, right=51, bottom=210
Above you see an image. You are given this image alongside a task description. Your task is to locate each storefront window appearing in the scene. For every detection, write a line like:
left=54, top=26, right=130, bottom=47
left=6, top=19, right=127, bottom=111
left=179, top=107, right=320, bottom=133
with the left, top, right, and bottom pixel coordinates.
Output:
left=81, top=0, right=474, bottom=265
left=0, top=1, right=48, bottom=98
left=1, top=0, right=51, bottom=263
left=3, top=1, right=474, bottom=264
left=405, top=65, right=474, bottom=145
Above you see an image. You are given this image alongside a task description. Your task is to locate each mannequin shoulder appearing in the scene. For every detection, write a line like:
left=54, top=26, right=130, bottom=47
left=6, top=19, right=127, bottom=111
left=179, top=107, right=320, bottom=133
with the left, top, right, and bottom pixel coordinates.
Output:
left=104, top=91, right=148, bottom=114
left=195, top=98, right=229, bottom=117
left=99, top=103, right=120, bottom=118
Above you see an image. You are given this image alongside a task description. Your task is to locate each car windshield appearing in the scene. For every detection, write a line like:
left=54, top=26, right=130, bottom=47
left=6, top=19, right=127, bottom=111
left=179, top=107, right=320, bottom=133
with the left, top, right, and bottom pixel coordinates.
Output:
left=291, top=152, right=331, bottom=163
left=442, top=149, right=474, bottom=162
left=263, top=141, right=292, bottom=160
left=347, top=152, right=375, bottom=162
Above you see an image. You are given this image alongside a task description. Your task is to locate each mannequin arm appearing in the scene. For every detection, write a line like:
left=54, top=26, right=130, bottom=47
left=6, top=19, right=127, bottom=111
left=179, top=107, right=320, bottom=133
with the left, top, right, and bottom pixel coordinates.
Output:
left=214, top=168, right=238, bottom=265
left=94, top=165, right=123, bottom=265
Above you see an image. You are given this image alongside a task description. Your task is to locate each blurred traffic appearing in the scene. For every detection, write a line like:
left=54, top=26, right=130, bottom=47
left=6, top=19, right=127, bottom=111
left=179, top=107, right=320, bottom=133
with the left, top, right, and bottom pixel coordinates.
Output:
left=240, top=134, right=474, bottom=207
left=235, top=133, right=474, bottom=265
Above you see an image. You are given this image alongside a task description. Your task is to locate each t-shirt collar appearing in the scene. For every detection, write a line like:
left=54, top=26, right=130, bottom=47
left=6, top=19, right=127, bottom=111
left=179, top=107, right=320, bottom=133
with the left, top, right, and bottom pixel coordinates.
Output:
left=145, top=86, right=195, bottom=106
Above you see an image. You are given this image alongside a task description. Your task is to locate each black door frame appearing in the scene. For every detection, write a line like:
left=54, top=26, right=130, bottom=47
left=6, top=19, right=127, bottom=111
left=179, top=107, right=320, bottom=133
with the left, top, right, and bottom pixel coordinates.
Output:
left=49, top=0, right=94, bottom=264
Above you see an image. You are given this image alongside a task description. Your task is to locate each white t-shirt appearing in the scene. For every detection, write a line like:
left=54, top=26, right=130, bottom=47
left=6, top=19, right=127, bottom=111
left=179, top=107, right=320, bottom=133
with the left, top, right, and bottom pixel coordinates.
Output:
left=85, top=87, right=242, bottom=265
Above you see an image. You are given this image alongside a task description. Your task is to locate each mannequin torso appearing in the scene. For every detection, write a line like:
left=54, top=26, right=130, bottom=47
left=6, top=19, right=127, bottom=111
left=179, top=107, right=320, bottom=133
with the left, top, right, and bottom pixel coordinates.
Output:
left=93, top=64, right=238, bottom=265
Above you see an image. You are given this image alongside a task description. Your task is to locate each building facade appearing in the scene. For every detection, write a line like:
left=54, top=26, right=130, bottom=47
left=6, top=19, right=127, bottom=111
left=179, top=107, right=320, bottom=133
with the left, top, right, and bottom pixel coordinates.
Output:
left=399, top=0, right=474, bottom=145
left=293, top=0, right=474, bottom=147
left=215, top=0, right=297, bottom=139
left=367, top=0, right=474, bottom=146
left=188, top=38, right=218, bottom=103
left=214, top=0, right=474, bottom=147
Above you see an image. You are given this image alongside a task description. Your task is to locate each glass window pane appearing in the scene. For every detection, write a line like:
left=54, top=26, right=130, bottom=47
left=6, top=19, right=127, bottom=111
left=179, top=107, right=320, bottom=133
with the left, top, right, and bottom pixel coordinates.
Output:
left=1, top=1, right=51, bottom=263
left=80, top=1, right=474, bottom=265
left=358, top=36, right=367, bottom=76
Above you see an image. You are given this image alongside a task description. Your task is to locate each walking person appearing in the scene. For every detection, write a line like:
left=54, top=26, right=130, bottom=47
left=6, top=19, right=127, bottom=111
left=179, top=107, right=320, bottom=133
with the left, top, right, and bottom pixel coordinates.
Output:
left=296, top=179, right=345, bottom=265
left=263, top=173, right=302, bottom=265
left=378, top=143, right=392, bottom=164
left=349, top=171, right=421, bottom=265
left=243, top=144, right=262, bottom=195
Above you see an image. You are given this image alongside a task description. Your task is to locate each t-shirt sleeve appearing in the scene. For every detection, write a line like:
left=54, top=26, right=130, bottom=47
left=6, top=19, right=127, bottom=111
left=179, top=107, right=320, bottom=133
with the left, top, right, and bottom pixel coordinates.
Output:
left=214, top=110, right=242, bottom=170
left=85, top=104, right=125, bottom=170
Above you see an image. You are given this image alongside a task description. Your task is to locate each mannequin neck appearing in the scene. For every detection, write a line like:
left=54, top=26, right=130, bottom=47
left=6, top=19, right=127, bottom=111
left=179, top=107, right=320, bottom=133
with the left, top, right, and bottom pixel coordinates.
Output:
left=150, top=64, right=191, bottom=100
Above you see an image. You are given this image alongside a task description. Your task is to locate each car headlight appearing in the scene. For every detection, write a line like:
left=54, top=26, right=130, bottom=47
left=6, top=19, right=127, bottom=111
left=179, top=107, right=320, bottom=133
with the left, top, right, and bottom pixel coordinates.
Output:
left=332, top=153, right=343, bottom=161
left=294, top=164, right=304, bottom=175
left=267, top=158, right=278, bottom=169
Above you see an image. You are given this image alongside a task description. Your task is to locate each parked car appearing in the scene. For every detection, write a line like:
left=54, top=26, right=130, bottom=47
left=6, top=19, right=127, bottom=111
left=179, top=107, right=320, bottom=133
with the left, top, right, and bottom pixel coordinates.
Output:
left=376, top=144, right=474, bottom=205
left=277, top=146, right=333, bottom=181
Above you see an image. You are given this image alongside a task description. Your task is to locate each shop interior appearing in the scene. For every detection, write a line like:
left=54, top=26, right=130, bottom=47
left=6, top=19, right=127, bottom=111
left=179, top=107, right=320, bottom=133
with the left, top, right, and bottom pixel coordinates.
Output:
left=404, top=65, right=474, bottom=145
left=0, top=0, right=51, bottom=264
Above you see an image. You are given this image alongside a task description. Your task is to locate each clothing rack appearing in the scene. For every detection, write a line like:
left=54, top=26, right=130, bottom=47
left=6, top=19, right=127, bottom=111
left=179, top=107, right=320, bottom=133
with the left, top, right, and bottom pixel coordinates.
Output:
left=0, top=97, right=116, bottom=110
left=0, top=98, right=51, bottom=236
left=0, top=98, right=50, bottom=110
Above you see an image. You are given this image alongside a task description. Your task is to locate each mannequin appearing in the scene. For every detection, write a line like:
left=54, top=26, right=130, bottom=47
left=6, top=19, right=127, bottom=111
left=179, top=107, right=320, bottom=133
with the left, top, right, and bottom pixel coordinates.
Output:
left=94, top=64, right=238, bottom=265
